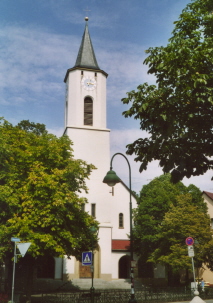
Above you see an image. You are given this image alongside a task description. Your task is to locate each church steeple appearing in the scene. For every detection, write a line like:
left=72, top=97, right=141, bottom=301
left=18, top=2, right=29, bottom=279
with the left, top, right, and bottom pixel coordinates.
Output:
left=64, top=17, right=108, bottom=130
left=74, top=18, right=100, bottom=70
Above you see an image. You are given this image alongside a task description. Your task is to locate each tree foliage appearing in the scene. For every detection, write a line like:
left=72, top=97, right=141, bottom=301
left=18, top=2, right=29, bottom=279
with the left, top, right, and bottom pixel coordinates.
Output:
left=133, top=174, right=213, bottom=272
left=0, top=118, right=98, bottom=261
left=17, top=119, right=47, bottom=135
left=122, top=0, right=213, bottom=183
left=152, top=194, right=212, bottom=272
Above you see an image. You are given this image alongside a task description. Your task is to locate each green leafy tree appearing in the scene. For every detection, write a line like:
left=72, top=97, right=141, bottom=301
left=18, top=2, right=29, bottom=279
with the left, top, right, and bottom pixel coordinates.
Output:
left=17, top=119, right=47, bottom=135
left=133, top=175, right=212, bottom=275
left=0, top=119, right=98, bottom=298
left=122, top=0, right=213, bottom=183
left=151, top=194, right=212, bottom=272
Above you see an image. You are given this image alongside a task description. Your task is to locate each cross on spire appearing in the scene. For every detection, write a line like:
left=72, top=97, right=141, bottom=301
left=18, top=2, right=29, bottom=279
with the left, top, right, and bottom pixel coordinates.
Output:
left=84, top=7, right=91, bottom=19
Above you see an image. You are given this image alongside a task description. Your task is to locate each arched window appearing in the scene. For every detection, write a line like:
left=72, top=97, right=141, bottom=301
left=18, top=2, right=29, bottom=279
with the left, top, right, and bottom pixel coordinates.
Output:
left=84, top=97, right=93, bottom=126
left=119, top=213, right=124, bottom=228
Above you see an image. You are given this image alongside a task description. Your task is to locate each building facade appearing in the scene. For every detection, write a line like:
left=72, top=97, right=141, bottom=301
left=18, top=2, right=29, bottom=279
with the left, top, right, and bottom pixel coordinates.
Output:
left=200, top=191, right=213, bottom=284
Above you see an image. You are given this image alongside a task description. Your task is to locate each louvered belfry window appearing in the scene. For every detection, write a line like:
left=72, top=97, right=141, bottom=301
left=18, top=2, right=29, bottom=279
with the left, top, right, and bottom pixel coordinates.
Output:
left=84, top=97, right=93, bottom=126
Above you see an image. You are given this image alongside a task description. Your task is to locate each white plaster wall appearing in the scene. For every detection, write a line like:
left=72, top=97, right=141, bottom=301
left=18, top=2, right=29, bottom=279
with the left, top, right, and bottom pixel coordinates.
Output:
left=66, top=69, right=106, bottom=129
left=98, top=227, right=112, bottom=278
left=66, top=128, right=110, bottom=173
left=63, top=257, right=75, bottom=275
left=111, top=251, right=130, bottom=279
left=200, top=265, right=213, bottom=284
left=203, top=193, right=213, bottom=219
left=66, top=127, right=112, bottom=224
left=54, top=257, right=63, bottom=279
left=110, top=183, right=137, bottom=240
left=200, top=193, right=213, bottom=283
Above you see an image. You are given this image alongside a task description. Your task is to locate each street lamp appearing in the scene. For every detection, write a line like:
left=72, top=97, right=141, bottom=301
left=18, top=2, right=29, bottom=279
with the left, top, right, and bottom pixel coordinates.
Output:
left=103, top=153, right=137, bottom=303
left=90, top=226, right=99, bottom=303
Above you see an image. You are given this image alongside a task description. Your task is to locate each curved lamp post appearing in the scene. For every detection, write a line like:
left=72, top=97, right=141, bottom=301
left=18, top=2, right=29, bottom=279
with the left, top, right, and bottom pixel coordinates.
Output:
left=90, top=226, right=99, bottom=303
left=103, top=153, right=137, bottom=303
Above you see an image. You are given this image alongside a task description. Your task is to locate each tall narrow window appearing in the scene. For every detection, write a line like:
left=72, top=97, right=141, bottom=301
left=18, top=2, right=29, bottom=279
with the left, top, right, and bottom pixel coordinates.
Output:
left=81, top=203, right=85, bottom=212
left=84, top=97, right=93, bottom=126
left=119, top=213, right=124, bottom=228
left=91, top=204, right=96, bottom=218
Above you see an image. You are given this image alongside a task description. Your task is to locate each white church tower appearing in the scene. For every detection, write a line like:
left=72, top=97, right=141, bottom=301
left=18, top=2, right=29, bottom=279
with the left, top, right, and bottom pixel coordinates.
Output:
left=62, top=18, right=137, bottom=283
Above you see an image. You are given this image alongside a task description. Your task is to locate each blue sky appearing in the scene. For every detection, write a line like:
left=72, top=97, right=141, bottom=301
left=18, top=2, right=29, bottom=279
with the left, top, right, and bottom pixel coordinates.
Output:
left=1, top=0, right=213, bottom=193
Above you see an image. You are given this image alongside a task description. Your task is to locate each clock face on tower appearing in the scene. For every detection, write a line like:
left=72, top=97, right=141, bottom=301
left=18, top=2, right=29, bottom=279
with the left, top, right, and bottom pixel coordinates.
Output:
left=81, top=77, right=96, bottom=91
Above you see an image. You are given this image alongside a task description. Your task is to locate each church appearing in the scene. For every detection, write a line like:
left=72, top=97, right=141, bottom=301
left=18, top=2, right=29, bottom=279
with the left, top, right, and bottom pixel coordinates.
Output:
left=57, top=17, right=138, bottom=284
left=34, top=18, right=213, bottom=289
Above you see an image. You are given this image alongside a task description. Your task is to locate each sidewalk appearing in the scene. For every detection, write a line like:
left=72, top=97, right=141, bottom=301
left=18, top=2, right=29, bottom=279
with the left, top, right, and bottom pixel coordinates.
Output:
left=172, top=299, right=213, bottom=303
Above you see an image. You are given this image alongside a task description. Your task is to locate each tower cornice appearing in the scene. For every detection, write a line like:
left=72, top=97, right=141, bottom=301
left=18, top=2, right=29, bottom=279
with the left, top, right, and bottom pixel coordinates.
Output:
left=64, top=66, right=108, bottom=83
left=63, top=125, right=110, bottom=136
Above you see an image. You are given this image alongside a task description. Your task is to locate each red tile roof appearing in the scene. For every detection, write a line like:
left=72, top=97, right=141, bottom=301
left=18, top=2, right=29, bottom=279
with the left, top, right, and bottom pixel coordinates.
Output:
left=112, top=240, right=130, bottom=251
left=203, top=191, right=213, bottom=200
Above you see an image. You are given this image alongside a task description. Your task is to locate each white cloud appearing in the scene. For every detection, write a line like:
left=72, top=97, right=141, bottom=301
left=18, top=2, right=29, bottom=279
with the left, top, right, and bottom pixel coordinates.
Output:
left=110, top=128, right=213, bottom=194
left=0, top=23, right=156, bottom=113
left=0, top=25, right=77, bottom=104
left=110, top=128, right=163, bottom=193
left=96, top=40, right=157, bottom=106
left=47, top=127, right=64, bottom=137
left=183, top=171, right=213, bottom=193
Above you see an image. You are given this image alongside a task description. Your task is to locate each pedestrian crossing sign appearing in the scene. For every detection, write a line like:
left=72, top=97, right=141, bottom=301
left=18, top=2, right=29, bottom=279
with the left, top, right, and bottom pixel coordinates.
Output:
left=82, top=251, right=92, bottom=266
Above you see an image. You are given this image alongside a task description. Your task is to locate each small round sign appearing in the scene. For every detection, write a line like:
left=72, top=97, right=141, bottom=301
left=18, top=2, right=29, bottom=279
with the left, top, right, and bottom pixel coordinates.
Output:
left=186, top=237, right=194, bottom=246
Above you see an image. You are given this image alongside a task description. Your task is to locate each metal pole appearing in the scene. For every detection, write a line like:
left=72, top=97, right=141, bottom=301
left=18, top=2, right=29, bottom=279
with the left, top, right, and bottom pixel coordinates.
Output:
left=191, top=257, right=197, bottom=292
left=110, top=153, right=137, bottom=303
left=90, top=237, right=94, bottom=303
left=91, top=266, right=94, bottom=303
left=11, top=243, right=17, bottom=303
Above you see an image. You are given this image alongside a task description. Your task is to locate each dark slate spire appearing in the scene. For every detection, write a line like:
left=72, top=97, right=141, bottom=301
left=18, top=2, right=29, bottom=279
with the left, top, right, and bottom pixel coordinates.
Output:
left=74, top=18, right=100, bottom=70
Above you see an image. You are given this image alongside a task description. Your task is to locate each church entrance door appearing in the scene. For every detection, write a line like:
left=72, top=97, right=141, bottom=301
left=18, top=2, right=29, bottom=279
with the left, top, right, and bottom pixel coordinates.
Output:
left=79, top=263, right=92, bottom=278
left=119, top=255, right=130, bottom=278
left=79, top=247, right=99, bottom=278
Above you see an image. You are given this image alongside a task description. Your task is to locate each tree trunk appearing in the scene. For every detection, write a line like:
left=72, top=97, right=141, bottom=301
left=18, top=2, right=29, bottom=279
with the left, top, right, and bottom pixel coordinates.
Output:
left=24, top=256, right=35, bottom=303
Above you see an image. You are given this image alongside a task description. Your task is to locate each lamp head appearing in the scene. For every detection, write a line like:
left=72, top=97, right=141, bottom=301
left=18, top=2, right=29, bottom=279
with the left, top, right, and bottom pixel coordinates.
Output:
left=103, top=169, right=121, bottom=187
left=90, top=226, right=99, bottom=234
